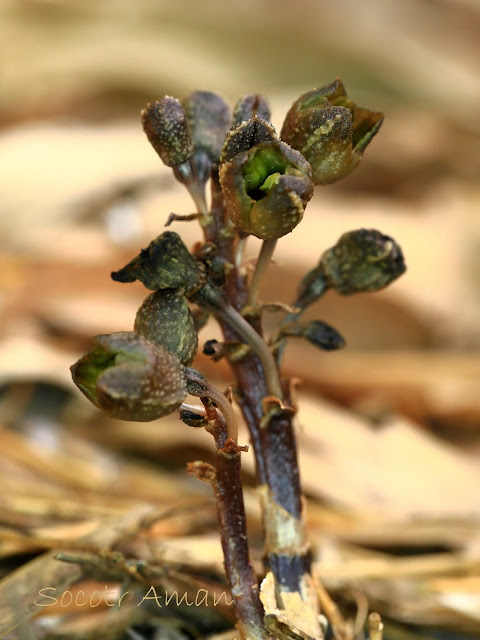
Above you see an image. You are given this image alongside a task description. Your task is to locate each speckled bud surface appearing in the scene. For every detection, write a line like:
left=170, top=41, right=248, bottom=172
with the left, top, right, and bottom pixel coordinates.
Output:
left=141, top=97, right=193, bottom=167
left=134, top=289, right=198, bottom=366
left=111, top=231, right=205, bottom=295
left=281, top=79, right=383, bottom=185
left=321, top=228, right=406, bottom=294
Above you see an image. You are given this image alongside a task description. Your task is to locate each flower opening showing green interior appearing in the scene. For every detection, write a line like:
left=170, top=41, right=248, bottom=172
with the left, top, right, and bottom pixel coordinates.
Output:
left=73, top=345, right=147, bottom=404
left=242, top=147, right=289, bottom=201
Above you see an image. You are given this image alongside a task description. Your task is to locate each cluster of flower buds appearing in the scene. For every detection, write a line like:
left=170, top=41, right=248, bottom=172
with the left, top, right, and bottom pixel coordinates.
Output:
left=72, top=84, right=400, bottom=427
left=69, top=85, right=405, bottom=640
left=71, top=230, right=217, bottom=420
left=142, top=81, right=383, bottom=240
left=296, top=228, right=406, bottom=309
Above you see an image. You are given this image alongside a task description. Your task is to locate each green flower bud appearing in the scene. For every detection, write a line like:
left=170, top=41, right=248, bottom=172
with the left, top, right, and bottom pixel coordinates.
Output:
left=219, top=140, right=313, bottom=239
left=220, top=117, right=277, bottom=164
left=134, top=289, right=198, bottom=366
left=141, top=97, right=193, bottom=168
left=321, top=229, right=406, bottom=295
left=232, top=94, right=271, bottom=125
left=111, top=231, right=205, bottom=296
left=71, top=332, right=187, bottom=421
left=281, top=79, right=383, bottom=185
left=182, top=91, right=231, bottom=182
left=283, top=320, right=345, bottom=351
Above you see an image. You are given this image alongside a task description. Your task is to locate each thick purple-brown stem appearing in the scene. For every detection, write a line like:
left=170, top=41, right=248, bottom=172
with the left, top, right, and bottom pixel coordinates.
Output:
left=188, top=400, right=271, bottom=640
left=207, top=172, right=317, bottom=617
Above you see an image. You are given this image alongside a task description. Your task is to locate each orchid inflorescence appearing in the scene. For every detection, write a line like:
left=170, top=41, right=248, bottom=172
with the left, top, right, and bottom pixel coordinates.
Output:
left=71, top=81, right=403, bottom=640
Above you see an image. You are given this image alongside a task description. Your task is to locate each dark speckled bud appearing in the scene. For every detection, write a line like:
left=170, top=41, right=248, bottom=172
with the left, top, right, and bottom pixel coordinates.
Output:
left=111, top=231, right=205, bottom=296
left=71, top=332, right=187, bottom=421
left=141, top=97, right=193, bottom=168
left=134, top=289, right=198, bottom=366
left=182, top=91, right=231, bottom=183
left=321, top=229, right=406, bottom=294
left=179, top=409, right=208, bottom=428
left=281, top=79, right=383, bottom=185
left=233, top=94, right=271, bottom=125
left=219, top=139, right=313, bottom=239
left=283, top=320, right=345, bottom=351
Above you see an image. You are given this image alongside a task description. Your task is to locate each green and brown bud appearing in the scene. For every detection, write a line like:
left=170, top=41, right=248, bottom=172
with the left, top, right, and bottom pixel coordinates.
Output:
left=71, top=332, right=187, bottom=421
left=321, top=228, right=406, bottom=295
left=232, top=93, right=271, bottom=125
left=282, top=320, right=345, bottom=351
left=281, top=79, right=383, bottom=185
left=141, top=97, right=193, bottom=168
left=111, top=231, right=205, bottom=296
left=219, top=139, right=313, bottom=239
left=134, top=289, right=198, bottom=366
left=182, top=91, right=231, bottom=183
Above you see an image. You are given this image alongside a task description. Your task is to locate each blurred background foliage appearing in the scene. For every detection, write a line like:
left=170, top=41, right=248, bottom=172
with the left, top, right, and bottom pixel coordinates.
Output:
left=1, top=1, right=480, bottom=639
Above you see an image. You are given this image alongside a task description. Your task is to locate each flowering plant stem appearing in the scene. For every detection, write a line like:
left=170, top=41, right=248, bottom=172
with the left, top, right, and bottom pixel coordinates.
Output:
left=201, top=172, right=318, bottom=628
left=247, top=238, right=278, bottom=308
left=188, top=399, right=272, bottom=640
left=71, top=84, right=403, bottom=639
left=184, top=368, right=239, bottom=442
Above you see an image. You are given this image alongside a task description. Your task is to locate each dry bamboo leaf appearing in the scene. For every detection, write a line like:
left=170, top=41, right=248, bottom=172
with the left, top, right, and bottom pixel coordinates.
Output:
left=316, top=548, right=480, bottom=583
left=295, top=394, right=480, bottom=518
left=0, top=505, right=156, bottom=636
left=284, top=349, right=480, bottom=430
left=0, top=337, right=74, bottom=388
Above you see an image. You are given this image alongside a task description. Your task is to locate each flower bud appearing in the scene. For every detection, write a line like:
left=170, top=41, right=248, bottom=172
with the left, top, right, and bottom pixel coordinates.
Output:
left=220, top=117, right=277, bottom=164
left=179, top=409, right=208, bottom=428
left=283, top=320, right=345, bottom=351
left=233, top=93, right=271, bottom=125
left=71, top=332, right=187, bottom=421
left=134, top=289, right=198, bottom=366
left=281, top=79, right=383, bottom=185
left=182, top=91, right=231, bottom=182
left=219, top=139, right=313, bottom=239
left=111, top=231, right=205, bottom=295
left=321, top=229, right=406, bottom=295
left=141, top=97, right=193, bottom=168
